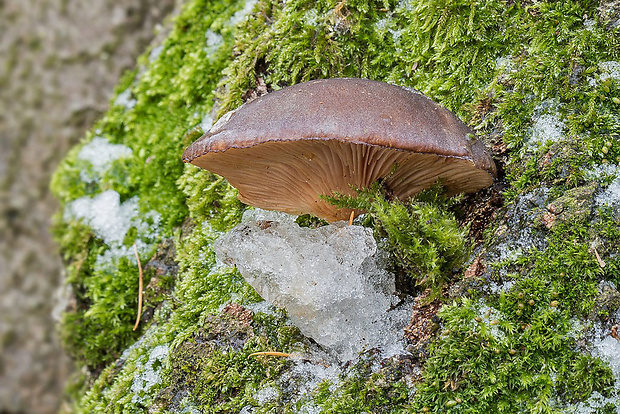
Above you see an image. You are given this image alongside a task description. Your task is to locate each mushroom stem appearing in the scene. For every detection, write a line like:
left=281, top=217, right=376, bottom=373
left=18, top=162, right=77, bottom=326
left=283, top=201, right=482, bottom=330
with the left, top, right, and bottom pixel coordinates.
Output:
left=132, top=243, right=143, bottom=331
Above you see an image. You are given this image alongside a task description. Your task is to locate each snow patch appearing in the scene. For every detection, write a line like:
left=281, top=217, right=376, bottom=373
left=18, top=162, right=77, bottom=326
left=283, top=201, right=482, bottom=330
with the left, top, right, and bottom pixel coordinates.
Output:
left=586, top=163, right=620, bottom=208
left=149, top=45, right=163, bottom=62
left=77, top=136, right=132, bottom=179
left=527, top=101, right=565, bottom=149
left=568, top=391, right=619, bottom=413
left=229, top=0, right=258, bottom=26
left=567, top=321, right=620, bottom=412
left=596, top=176, right=620, bottom=208
left=131, top=344, right=169, bottom=404
left=254, top=386, right=279, bottom=404
left=204, top=30, right=224, bottom=57
left=396, top=0, right=414, bottom=12
left=303, top=9, right=321, bottom=27
left=599, top=61, right=620, bottom=82
left=495, top=56, right=516, bottom=72
left=66, top=190, right=138, bottom=245
left=493, top=188, right=550, bottom=266
left=583, top=18, right=596, bottom=30
left=282, top=353, right=341, bottom=401
left=65, top=191, right=161, bottom=268
left=584, top=163, right=620, bottom=182
left=201, top=113, right=214, bottom=132
left=593, top=333, right=620, bottom=378
left=487, top=280, right=515, bottom=295
left=114, top=88, right=137, bottom=109
left=495, top=56, right=518, bottom=83
left=297, top=402, right=322, bottom=414
left=477, top=303, right=505, bottom=340
left=495, top=225, right=536, bottom=263
left=374, top=18, right=390, bottom=32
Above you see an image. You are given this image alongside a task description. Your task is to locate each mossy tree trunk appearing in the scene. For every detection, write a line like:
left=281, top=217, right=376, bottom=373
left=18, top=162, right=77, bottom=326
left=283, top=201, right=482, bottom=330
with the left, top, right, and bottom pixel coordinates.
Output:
left=51, top=0, right=620, bottom=412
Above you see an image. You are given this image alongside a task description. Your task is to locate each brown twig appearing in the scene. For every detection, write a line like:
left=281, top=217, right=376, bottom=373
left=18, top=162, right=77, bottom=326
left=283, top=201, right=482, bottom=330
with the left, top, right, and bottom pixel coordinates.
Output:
left=592, top=247, right=606, bottom=268
left=348, top=210, right=355, bottom=226
left=132, top=243, right=143, bottom=331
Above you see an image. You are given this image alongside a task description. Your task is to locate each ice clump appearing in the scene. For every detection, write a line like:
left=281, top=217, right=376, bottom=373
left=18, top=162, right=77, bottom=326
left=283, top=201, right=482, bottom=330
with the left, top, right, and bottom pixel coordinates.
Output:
left=216, top=209, right=408, bottom=361
left=254, top=386, right=279, bottom=404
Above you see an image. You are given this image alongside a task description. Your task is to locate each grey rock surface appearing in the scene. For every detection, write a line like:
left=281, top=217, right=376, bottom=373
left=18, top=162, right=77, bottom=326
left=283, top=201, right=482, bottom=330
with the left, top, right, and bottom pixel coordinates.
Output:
left=0, top=1, right=176, bottom=412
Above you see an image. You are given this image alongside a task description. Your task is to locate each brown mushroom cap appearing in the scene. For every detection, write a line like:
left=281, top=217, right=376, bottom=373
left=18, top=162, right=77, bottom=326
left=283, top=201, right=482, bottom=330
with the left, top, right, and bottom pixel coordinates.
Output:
left=183, top=78, right=496, bottom=222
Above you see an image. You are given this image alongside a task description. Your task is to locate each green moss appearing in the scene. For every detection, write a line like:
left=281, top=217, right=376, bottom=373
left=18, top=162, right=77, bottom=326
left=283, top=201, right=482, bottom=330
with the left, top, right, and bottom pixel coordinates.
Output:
left=177, top=167, right=246, bottom=231
left=220, top=0, right=513, bottom=115
left=326, top=184, right=469, bottom=298
left=75, top=322, right=172, bottom=412
left=168, top=220, right=261, bottom=341
left=412, top=298, right=615, bottom=413
left=154, top=311, right=300, bottom=412
left=313, top=355, right=412, bottom=413
left=408, top=201, right=618, bottom=411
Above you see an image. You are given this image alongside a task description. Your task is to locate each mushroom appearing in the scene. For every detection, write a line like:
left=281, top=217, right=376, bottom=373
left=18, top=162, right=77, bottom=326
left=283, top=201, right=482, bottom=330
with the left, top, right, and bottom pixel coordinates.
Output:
left=183, top=78, right=496, bottom=222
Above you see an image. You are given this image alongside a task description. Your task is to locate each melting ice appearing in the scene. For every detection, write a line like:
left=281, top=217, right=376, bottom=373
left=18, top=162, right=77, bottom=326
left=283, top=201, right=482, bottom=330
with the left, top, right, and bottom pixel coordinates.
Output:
left=216, top=209, right=409, bottom=361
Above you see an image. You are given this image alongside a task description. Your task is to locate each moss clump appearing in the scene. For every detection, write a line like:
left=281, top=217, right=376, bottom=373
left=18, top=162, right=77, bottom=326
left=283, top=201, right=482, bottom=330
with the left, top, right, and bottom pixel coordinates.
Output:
left=220, top=0, right=515, bottom=116
left=527, top=223, right=604, bottom=315
left=326, top=184, right=469, bottom=298
left=413, top=298, right=615, bottom=413
left=154, top=311, right=298, bottom=412
left=411, top=203, right=619, bottom=412
left=313, top=354, right=413, bottom=412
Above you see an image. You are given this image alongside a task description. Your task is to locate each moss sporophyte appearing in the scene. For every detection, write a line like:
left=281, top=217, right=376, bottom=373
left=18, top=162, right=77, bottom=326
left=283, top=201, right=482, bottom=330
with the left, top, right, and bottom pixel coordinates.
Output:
left=52, top=0, right=620, bottom=411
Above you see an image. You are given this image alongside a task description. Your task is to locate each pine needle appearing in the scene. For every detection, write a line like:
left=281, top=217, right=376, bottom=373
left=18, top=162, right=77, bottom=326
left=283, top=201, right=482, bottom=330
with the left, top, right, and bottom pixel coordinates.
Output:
left=248, top=351, right=291, bottom=358
left=132, top=243, right=143, bottom=331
